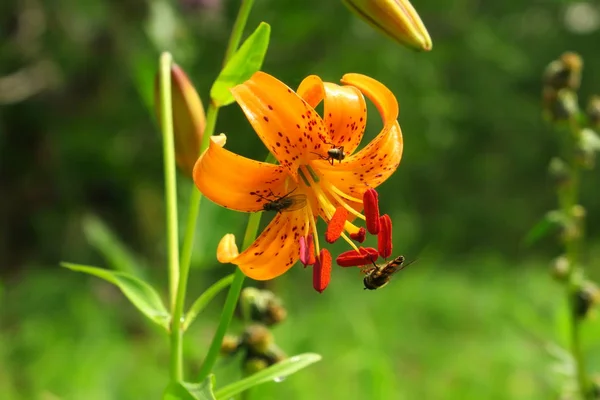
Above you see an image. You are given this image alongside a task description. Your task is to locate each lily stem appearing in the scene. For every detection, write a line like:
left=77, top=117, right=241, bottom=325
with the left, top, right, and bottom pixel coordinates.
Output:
left=159, top=52, right=183, bottom=381
left=170, top=0, right=256, bottom=383
left=197, top=212, right=262, bottom=382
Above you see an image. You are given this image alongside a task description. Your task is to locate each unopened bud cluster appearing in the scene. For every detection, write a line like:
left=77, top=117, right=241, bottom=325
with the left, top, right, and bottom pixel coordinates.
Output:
left=220, top=288, right=288, bottom=374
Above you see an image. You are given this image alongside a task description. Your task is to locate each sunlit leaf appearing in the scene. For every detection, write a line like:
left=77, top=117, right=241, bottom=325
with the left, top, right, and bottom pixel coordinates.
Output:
left=210, top=22, right=271, bottom=107
left=82, top=214, right=145, bottom=276
left=164, top=376, right=216, bottom=400
left=522, top=210, right=564, bottom=247
left=183, top=274, right=234, bottom=330
left=214, top=353, right=321, bottom=399
left=61, top=263, right=170, bottom=330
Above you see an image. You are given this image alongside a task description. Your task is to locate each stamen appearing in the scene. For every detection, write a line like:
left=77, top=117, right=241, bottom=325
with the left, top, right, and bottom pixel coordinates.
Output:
left=378, top=214, right=393, bottom=259
left=307, top=234, right=316, bottom=265
left=327, top=184, right=363, bottom=203
left=327, top=188, right=366, bottom=221
left=304, top=164, right=321, bottom=183
left=339, top=232, right=360, bottom=253
left=363, top=188, right=381, bottom=234
left=350, top=227, right=366, bottom=243
left=336, top=247, right=379, bottom=267
left=305, top=202, right=321, bottom=257
left=299, top=234, right=317, bottom=267
left=313, top=249, right=332, bottom=293
left=299, top=236, right=309, bottom=266
left=325, top=207, right=348, bottom=243
left=298, top=168, right=311, bottom=187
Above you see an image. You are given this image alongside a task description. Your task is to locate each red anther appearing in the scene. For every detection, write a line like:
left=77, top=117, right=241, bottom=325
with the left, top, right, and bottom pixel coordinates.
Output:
left=313, top=249, right=332, bottom=293
left=349, top=227, right=366, bottom=243
left=325, top=207, right=349, bottom=243
left=336, top=247, right=379, bottom=267
left=378, top=214, right=393, bottom=259
left=307, top=234, right=316, bottom=265
left=363, top=188, right=380, bottom=234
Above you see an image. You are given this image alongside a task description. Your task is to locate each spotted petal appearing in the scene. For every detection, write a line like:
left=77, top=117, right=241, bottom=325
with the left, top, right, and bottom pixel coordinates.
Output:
left=231, top=72, right=328, bottom=181
left=297, top=75, right=367, bottom=156
left=193, top=134, right=292, bottom=212
left=231, top=209, right=307, bottom=280
left=319, top=74, right=403, bottom=198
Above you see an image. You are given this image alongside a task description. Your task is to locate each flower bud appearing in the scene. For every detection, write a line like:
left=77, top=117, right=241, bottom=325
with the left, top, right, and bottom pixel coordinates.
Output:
left=342, top=0, right=432, bottom=51
left=551, top=255, right=569, bottom=282
left=543, top=52, right=583, bottom=91
left=543, top=88, right=579, bottom=122
left=220, top=334, right=241, bottom=355
left=242, top=324, right=273, bottom=354
left=154, top=63, right=206, bottom=176
left=239, top=288, right=287, bottom=326
left=573, top=282, right=600, bottom=319
left=587, top=95, right=600, bottom=128
left=548, top=157, right=571, bottom=187
left=243, top=357, right=269, bottom=375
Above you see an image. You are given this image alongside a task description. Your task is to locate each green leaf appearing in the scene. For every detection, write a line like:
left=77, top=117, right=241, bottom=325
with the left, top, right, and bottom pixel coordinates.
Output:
left=82, top=214, right=145, bottom=276
left=183, top=274, right=235, bottom=330
left=210, top=22, right=271, bottom=107
left=164, top=376, right=216, bottom=400
left=214, top=353, right=321, bottom=399
left=522, top=210, right=563, bottom=247
left=61, top=263, right=170, bottom=330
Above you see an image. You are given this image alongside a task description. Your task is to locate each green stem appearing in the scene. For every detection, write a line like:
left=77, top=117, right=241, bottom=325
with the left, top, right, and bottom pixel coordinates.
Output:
left=197, top=211, right=263, bottom=382
left=560, top=117, right=587, bottom=398
left=223, top=0, right=256, bottom=66
left=159, top=53, right=182, bottom=381
left=169, top=0, right=256, bottom=383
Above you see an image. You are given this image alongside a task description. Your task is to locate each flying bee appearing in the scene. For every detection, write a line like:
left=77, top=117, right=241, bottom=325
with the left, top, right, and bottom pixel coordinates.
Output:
left=312, top=144, right=345, bottom=165
left=361, top=255, right=415, bottom=290
left=254, top=188, right=307, bottom=213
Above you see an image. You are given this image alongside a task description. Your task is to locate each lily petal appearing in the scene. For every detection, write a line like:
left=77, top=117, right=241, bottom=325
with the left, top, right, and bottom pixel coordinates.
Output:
left=297, top=75, right=367, bottom=155
left=319, top=74, right=403, bottom=197
left=231, top=209, right=307, bottom=280
left=231, top=72, right=328, bottom=180
left=193, top=134, right=291, bottom=212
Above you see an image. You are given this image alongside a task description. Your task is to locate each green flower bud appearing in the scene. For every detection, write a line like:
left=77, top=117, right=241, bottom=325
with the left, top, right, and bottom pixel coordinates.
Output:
left=342, top=0, right=432, bottom=51
left=154, top=63, right=206, bottom=176
left=587, top=95, right=600, bottom=128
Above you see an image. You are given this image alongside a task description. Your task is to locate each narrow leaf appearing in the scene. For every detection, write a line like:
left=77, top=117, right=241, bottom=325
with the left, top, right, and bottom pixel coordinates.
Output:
left=82, top=214, right=145, bottom=276
left=210, top=22, right=271, bottom=107
left=164, top=376, right=216, bottom=400
left=61, top=263, right=170, bottom=330
left=522, top=210, right=563, bottom=247
left=214, top=353, right=321, bottom=399
left=183, top=274, right=235, bottom=330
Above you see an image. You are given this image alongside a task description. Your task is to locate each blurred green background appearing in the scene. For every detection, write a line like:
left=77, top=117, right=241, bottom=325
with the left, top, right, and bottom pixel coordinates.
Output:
left=2, top=0, right=600, bottom=398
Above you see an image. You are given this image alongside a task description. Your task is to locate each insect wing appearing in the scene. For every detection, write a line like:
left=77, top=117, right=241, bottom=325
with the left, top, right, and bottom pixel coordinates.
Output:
left=279, top=194, right=308, bottom=212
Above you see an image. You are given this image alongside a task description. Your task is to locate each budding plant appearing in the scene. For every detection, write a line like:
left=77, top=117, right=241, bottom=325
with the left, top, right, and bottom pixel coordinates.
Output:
left=529, top=52, right=600, bottom=399
left=59, top=0, right=431, bottom=397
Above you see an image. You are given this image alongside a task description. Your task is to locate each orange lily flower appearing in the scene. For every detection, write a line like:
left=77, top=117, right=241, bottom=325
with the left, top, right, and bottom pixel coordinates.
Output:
left=193, top=71, right=403, bottom=287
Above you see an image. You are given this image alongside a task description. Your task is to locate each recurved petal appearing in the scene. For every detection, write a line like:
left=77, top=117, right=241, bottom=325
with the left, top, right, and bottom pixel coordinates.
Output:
left=319, top=74, right=402, bottom=198
left=230, top=209, right=308, bottom=280
left=231, top=72, right=328, bottom=181
left=193, top=134, right=291, bottom=212
left=320, top=121, right=403, bottom=198
left=297, top=75, right=367, bottom=155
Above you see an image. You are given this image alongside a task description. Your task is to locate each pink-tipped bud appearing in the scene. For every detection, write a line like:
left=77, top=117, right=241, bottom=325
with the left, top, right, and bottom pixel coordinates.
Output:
left=313, top=249, right=332, bottom=293
left=363, top=188, right=381, bottom=234
left=336, top=247, right=379, bottom=267
left=326, top=207, right=349, bottom=243
left=377, top=214, right=393, bottom=258
left=154, top=63, right=206, bottom=176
